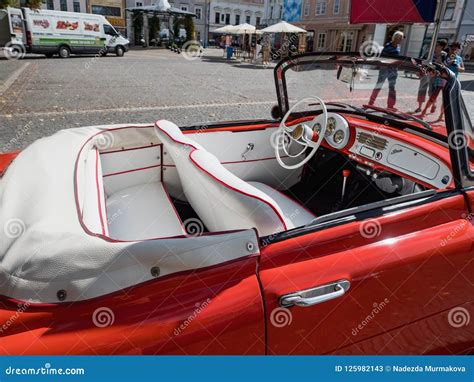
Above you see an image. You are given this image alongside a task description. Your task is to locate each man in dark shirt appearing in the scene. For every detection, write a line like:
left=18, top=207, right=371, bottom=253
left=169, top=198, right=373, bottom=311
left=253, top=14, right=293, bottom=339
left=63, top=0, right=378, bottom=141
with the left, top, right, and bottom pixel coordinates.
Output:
left=368, top=31, right=404, bottom=109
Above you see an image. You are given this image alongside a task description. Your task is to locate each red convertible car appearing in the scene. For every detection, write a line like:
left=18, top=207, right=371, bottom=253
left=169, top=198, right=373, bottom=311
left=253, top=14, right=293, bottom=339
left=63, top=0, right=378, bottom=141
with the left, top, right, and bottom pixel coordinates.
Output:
left=0, top=53, right=473, bottom=355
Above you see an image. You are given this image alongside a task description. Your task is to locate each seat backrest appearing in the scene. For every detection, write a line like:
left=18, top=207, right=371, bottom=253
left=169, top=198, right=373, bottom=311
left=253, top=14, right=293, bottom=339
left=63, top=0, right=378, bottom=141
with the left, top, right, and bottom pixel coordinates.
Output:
left=155, top=120, right=290, bottom=236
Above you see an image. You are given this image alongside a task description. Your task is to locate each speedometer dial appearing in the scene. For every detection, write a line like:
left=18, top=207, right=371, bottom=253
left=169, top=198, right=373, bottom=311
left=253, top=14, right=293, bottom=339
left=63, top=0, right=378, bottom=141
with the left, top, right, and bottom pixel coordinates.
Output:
left=326, top=117, right=337, bottom=136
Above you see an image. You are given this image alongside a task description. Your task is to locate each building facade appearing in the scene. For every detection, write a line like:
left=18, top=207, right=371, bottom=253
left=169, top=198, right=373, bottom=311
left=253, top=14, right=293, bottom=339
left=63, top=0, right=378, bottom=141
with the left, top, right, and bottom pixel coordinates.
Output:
left=41, top=0, right=87, bottom=13
left=263, top=0, right=282, bottom=26
left=295, top=0, right=374, bottom=52
left=169, top=0, right=206, bottom=43
left=456, top=0, right=473, bottom=62
left=208, top=0, right=265, bottom=33
left=88, top=0, right=127, bottom=34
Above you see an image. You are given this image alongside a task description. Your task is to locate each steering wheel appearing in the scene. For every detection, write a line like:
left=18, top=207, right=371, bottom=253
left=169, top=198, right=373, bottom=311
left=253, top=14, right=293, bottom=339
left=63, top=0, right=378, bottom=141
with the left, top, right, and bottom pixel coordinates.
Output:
left=274, top=97, right=328, bottom=170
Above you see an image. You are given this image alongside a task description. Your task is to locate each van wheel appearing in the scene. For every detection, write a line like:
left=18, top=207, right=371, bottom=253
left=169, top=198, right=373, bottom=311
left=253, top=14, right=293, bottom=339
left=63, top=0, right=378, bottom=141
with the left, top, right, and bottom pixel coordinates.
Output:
left=116, top=46, right=125, bottom=57
left=58, top=46, right=70, bottom=58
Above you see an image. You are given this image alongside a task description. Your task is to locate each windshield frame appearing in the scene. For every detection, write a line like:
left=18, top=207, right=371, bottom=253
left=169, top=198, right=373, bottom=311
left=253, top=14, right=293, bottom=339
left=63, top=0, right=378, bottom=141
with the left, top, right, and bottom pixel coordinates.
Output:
left=272, top=52, right=447, bottom=133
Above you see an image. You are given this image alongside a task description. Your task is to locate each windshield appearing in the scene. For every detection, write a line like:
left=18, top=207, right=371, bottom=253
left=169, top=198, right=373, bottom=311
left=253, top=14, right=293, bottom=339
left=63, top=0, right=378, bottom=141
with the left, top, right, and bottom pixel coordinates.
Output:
left=278, top=55, right=448, bottom=137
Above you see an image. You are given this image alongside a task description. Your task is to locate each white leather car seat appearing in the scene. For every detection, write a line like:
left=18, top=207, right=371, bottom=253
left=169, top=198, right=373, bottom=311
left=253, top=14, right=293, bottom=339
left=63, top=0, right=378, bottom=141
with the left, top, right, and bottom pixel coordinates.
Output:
left=155, top=120, right=315, bottom=237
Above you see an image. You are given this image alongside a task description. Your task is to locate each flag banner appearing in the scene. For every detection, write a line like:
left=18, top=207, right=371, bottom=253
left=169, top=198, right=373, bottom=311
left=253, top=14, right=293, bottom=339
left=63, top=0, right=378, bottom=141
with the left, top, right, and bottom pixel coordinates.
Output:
left=350, top=0, right=437, bottom=24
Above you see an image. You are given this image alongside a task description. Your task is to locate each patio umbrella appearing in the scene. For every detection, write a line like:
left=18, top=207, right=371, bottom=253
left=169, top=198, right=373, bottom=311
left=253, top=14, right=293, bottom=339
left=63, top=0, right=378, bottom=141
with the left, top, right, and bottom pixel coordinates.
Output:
left=231, top=23, right=257, bottom=34
left=213, top=25, right=238, bottom=34
left=259, top=21, right=306, bottom=33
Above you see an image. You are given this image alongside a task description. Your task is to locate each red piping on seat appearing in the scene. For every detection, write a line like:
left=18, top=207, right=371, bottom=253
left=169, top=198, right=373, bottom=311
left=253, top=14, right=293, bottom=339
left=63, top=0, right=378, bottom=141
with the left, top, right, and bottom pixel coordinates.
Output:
left=75, top=127, right=262, bottom=242
left=101, top=143, right=162, bottom=155
left=155, top=120, right=288, bottom=231
left=189, top=149, right=288, bottom=231
left=103, top=164, right=161, bottom=178
left=95, top=148, right=106, bottom=236
left=254, top=183, right=316, bottom=219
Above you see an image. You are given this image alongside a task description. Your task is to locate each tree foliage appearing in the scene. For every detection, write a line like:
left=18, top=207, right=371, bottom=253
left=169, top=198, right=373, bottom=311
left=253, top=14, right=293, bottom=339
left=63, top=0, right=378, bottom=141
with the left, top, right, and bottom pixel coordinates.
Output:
left=148, top=14, right=160, bottom=42
left=183, top=15, right=194, bottom=42
left=173, top=16, right=195, bottom=41
left=1, top=0, right=43, bottom=9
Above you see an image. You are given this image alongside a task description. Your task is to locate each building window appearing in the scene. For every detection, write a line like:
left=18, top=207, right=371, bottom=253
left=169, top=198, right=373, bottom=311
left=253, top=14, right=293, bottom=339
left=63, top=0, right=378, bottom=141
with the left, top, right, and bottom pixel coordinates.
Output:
left=443, top=2, right=455, bottom=21
left=333, top=0, right=340, bottom=14
left=246, top=15, right=250, bottom=23
left=215, top=12, right=220, bottom=24
left=60, top=0, right=67, bottom=11
left=73, top=1, right=80, bottom=12
left=91, top=5, right=121, bottom=17
left=235, top=14, right=240, bottom=25
left=135, top=1, right=143, bottom=6
left=339, top=31, right=353, bottom=52
left=303, top=1, right=310, bottom=16
left=195, top=7, right=202, bottom=20
left=317, top=32, right=326, bottom=49
left=47, top=0, right=53, bottom=9
left=181, top=5, right=188, bottom=12
left=225, top=13, right=230, bottom=24
left=256, top=16, right=260, bottom=25
left=315, top=0, right=326, bottom=15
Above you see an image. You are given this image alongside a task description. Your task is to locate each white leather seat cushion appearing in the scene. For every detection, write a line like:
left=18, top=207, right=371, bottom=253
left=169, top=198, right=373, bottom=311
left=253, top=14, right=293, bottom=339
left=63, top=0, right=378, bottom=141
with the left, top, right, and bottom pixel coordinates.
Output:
left=107, top=181, right=185, bottom=241
left=248, top=181, right=316, bottom=227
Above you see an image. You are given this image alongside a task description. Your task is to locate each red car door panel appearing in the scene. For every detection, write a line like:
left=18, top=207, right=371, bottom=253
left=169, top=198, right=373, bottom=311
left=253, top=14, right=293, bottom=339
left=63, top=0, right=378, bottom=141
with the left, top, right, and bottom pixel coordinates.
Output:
left=0, top=257, right=265, bottom=355
left=260, top=193, right=474, bottom=354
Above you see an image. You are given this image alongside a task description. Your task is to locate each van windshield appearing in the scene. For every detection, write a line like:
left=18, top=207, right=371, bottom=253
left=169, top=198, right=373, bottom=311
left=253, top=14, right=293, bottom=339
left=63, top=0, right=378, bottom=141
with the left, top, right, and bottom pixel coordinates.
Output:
left=104, top=24, right=118, bottom=36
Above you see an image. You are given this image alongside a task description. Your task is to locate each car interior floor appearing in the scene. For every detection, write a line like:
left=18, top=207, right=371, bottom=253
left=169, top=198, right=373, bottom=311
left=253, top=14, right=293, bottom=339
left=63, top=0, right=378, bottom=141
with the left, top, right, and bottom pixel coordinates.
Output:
left=285, top=149, right=418, bottom=217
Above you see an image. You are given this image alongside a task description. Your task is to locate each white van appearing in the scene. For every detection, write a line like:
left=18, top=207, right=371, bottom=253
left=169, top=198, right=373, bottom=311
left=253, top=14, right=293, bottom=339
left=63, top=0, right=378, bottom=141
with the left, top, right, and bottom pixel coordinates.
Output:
left=0, top=7, right=129, bottom=58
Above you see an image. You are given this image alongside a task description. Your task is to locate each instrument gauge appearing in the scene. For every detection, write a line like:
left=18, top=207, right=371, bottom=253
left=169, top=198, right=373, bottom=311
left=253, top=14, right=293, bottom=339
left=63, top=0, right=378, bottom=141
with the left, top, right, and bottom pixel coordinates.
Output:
left=313, top=122, right=322, bottom=135
left=333, top=130, right=345, bottom=144
left=326, top=117, right=337, bottom=136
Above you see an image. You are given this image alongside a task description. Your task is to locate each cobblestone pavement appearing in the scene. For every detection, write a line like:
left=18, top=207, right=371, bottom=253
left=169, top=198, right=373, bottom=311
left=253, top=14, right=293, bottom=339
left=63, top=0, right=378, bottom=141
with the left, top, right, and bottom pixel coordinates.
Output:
left=0, top=48, right=473, bottom=152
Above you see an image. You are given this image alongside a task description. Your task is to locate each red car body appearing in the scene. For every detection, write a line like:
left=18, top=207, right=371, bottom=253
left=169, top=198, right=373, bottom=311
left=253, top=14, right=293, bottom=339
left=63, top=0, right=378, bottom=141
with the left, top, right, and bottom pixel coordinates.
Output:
left=0, top=54, right=473, bottom=355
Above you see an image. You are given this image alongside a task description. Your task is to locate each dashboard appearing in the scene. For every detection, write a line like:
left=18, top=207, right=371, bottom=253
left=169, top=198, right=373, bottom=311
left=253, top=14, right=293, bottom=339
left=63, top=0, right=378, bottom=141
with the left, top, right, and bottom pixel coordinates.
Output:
left=308, top=112, right=452, bottom=189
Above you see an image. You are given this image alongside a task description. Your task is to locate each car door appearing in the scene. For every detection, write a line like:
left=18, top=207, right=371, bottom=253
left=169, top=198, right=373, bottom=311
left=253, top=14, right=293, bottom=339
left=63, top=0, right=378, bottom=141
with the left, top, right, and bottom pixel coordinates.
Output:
left=259, top=191, right=474, bottom=354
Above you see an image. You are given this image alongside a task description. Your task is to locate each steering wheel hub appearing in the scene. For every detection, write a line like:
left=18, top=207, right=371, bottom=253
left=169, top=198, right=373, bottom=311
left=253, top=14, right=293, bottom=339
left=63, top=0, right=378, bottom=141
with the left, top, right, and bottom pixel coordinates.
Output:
left=275, top=97, right=328, bottom=170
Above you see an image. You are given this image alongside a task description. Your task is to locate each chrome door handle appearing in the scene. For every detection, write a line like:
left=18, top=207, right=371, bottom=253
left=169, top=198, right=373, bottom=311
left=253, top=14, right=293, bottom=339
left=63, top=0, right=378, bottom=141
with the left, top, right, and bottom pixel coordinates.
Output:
left=241, top=143, right=254, bottom=160
left=279, top=280, right=350, bottom=308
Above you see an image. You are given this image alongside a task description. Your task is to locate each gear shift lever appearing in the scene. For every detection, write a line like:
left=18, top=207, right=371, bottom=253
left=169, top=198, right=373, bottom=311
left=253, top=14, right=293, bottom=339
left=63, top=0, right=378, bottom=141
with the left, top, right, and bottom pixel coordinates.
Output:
left=341, top=169, right=351, bottom=202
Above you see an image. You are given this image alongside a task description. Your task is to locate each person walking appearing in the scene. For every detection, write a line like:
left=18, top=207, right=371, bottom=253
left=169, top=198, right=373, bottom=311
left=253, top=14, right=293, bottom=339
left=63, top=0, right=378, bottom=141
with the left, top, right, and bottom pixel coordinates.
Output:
left=446, top=41, right=465, bottom=76
left=415, top=39, right=448, bottom=113
left=368, top=31, right=404, bottom=109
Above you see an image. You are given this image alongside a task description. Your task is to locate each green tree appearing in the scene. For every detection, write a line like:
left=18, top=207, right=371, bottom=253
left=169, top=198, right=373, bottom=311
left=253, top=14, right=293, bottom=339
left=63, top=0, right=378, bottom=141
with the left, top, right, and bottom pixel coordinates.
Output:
left=1, top=0, right=43, bottom=9
left=148, top=14, right=160, bottom=44
left=183, top=15, right=194, bottom=41
left=132, top=11, right=143, bottom=44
